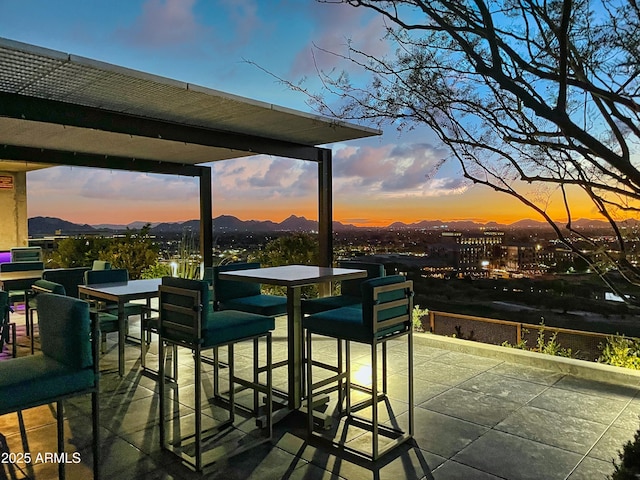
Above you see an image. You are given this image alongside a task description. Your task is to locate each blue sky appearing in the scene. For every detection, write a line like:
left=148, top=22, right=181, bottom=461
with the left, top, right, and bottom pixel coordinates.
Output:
left=1, top=0, right=546, bottom=226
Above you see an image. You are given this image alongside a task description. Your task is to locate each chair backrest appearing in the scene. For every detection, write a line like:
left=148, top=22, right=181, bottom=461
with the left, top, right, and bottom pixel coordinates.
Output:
left=10, top=247, right=42, bottom=263
left=0, top=261, right=44, bottom=273
left=32, top=279, right=66, bottom=296
left=361, top=275, right=413, bottom=336
left=337, top=260, right=385, bottom=298
left=37, top=293, right=94, bottom=370
left=159, top=277, right=210, bottom=345
left=213, top=262, right=261, bottom=301
left=92, top=260, right=111, bottom=271
left=0, top=291, right=8, bottom=317
left=0, top=262, right=44, bottom=291
left=0, top=291, right=10, bottom=353
left=84, top=268, right=128, bottom=285
left=43, top=267, right=90, bottom=298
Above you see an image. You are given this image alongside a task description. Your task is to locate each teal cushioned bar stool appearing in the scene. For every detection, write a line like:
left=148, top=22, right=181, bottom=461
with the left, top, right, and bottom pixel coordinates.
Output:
left=0, top=293, right=100, bottom=479
left=158, top=277, right=274, bottom=472
left=302, top=260, right=385, bottom=314
left=303, top=275, right=415, bottom=461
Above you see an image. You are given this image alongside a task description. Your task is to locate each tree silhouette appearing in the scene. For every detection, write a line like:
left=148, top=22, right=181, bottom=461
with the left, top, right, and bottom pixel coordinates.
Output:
left=273, top=0, right=640, bottom=301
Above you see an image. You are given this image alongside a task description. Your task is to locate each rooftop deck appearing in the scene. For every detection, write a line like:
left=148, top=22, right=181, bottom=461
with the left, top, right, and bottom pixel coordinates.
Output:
left=1, top=314, right=638, bottom=480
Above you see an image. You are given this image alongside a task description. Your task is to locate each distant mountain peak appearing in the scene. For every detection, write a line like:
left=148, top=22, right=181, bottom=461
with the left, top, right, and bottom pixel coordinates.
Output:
left=28, top=215, right=623, bottom=236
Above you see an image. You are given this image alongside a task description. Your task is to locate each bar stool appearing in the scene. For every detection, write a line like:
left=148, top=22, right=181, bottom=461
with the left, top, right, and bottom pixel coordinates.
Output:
left=303, top=275, right=414, bottom=460
left=157, top=277, right=274, bottom=472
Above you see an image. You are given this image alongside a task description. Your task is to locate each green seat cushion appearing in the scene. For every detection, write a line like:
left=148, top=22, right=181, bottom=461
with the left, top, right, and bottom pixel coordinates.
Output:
left=220, top=294, right=287, bottom=317
left=0, top=355, right=95, bottom=414
left=303, top=307, right=370, bottom=343
left=29, top=280, right=66, bottom=309
left=101, top=302, right=143, bottom=317
left=302, top=295, right=361, bottom=314
left=203, top=310, right=275, bottom=347
left=96, top=311, right=119, bottom=334
left=304, top=306, right=407, bottom=344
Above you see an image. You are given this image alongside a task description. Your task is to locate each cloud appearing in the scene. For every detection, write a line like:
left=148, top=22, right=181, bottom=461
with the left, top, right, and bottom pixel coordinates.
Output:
left=118, top=0, right=209, bottom=49
left=218, top=0, right=261, bottom=49
left=28, top=167, right=199, bottom=203
left=333, top=142, right=455, bottom=195
left=289, top=2, right=390, bottom=78
left=212, top=156, right=317, bottom=202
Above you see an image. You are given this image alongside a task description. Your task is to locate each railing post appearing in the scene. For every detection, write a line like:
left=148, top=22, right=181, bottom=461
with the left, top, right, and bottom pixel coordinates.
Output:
left=517, top=323, right=522, bottom=345
left=429, top=311, right=435, bottom=334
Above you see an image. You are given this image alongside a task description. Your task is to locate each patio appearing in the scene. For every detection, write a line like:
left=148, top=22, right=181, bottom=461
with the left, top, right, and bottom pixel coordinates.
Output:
left=1, top=312, right=638, bottom=480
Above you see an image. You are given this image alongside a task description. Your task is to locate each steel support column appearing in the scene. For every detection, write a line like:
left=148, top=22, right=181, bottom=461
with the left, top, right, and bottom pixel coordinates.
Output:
left=318, top=148, right=332, bottom=268
left=199, top=166, right=213, bottom=268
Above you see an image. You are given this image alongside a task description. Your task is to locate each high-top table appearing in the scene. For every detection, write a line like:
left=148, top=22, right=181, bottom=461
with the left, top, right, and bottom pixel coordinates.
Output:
left=78, top=278, right=162, bottom=376
left=218, top=264, right=367, bottom=410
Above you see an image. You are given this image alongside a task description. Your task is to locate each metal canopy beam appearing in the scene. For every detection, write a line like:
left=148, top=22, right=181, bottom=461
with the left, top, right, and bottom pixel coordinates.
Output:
left=1, top=144, right=205, bottom=176
left=0, top=92, right=323, bottom=162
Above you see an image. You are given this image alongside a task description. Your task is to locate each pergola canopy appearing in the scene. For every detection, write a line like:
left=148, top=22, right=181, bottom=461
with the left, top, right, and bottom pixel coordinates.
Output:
left=0, top=37, right=378, bottom=169
left=0, top=37, right=379, bottom=266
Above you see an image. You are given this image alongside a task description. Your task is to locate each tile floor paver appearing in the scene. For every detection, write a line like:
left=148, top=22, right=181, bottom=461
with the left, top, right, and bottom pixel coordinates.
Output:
left=1, top=317, right=639, bottom=479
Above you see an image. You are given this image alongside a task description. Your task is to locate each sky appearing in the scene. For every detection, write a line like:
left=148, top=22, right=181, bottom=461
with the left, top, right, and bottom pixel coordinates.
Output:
left=0, top=0, right=600, bottom=227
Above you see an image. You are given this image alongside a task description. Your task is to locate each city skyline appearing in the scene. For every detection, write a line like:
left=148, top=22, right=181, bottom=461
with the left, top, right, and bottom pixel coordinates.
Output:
left=2, top=1, right=602, bottom=226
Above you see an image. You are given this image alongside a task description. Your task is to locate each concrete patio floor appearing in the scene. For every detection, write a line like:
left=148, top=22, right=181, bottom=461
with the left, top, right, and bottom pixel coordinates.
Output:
left=1, top=313, right=639, bottom=480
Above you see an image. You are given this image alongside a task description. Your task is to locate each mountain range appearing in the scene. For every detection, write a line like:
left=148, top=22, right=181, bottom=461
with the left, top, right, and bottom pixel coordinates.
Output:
left=27, top=215, right=625, bottom=236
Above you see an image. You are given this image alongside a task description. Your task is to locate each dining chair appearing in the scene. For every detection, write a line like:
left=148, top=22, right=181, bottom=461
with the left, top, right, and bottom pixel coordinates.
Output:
left=303, top=275, right=414, bottom=461
left=43, top=266, right=91, bottom=298
left=91, top=260, right=111, bottom=271
left=84, top=268, right=143, bottom=319
left=26, top=279, right=66, bottom=354
left=10, top=246, right=42, bottom=263
left=302, top=260, right=385, bottom=314
left=158, top=276, right=274, bottom=471
left=0, top=261, right=44, bottom=335
left=0, top=293, right=100, bottom=479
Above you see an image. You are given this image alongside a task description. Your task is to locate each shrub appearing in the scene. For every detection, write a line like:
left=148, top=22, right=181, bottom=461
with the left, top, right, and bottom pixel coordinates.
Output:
left=412, top=305, right=429, bottom=332
left=599, top=336, right=640, bottom=370
left=609, top=424, right=640, bottom=479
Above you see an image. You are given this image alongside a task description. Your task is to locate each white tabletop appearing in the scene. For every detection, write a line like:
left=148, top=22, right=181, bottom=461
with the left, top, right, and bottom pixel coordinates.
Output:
left=218, top=264, right=367, bottom=287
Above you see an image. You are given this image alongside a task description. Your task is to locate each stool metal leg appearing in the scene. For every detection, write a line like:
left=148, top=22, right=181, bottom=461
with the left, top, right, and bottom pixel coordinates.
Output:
left=371, top=342, right=379, bottom=460
left=195, top=344, right=202, bottom=472
left=306, top=329, right=314, bottom=435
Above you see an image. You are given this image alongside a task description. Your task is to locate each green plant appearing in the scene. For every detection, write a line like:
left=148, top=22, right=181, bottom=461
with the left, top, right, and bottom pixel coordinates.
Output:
left=141, top=262, right=172, bottom=280
left=533, top=322, right=573, bottom=358
left=599, top=336, right=640, bottom=370
left=168, top=229, right=201, bottom=279
left=103, top=225, right=159, bottom=279
left=501, top=329, right=529, bottom=350
left=609, top=423, right=640, bottom=479
left=412, top=305, right=428, bottom=332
